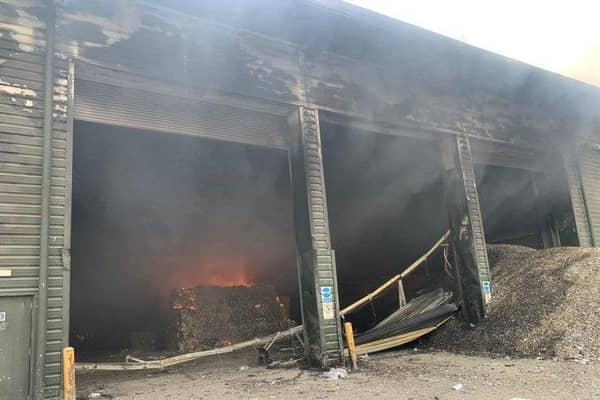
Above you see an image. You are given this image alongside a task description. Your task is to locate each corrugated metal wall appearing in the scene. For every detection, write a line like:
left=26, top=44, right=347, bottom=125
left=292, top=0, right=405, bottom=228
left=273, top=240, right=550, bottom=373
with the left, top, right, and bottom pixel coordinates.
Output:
left=579, top=146, right=600, bottom=246
left=564, top=153, right=593, bottom=247
left=0, top=1, right=70, bottom=398
left=0, top=0, right=47, bottom=298
left=43, top=56, right=70, bottom=400
left=457, top=136, right=492, bottom=309
left=299, top=108, right=343, bottom=357
left=469, top=139, right=546, bottom=172
left=74, top=77, right=288, bottom=150
left=1, top=0, right=597, bottom=396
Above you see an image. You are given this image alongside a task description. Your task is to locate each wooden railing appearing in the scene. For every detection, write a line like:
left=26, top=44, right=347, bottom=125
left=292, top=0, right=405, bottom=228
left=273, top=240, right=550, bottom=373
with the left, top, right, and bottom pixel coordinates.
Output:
left=340, top=230, right=450, bottom=318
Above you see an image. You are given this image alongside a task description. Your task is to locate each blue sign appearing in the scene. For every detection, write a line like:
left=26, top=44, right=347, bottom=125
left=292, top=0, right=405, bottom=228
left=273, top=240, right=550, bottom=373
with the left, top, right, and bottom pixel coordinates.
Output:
left=482, top=281, right=491, bottom=294
left=320, top=286, right=333, bottom=303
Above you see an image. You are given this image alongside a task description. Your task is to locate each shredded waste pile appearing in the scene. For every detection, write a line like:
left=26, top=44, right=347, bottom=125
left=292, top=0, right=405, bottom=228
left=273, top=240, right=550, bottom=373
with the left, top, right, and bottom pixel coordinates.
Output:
left=430, top=245, right=600, bottom=362
left=169, top=285, right=295, bottom=352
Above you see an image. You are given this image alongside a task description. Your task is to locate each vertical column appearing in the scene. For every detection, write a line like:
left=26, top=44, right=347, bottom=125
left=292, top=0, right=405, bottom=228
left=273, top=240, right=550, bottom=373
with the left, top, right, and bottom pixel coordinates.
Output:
left=563, top=152, right=593, bottom=247
left=35, top=2, right=56, bottom=399
left=441, top=136, right=492, bottom=323
left=287, top=107, right=343, bottom=367
left=577, top=145, right=600, bottom=246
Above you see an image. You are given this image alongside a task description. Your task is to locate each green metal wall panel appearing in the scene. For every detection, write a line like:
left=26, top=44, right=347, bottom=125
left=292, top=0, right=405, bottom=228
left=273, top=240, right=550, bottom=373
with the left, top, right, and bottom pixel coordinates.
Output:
left=73, top=70, right=288, bottom=150
left=442, top=136, right=492, bottom=323
left=564, top=153, right=593, bottom=247
left=579, top=146, right=600, bottom=246
left=288, top=107, right=343, bottom=367
left=457, top=136, right=492, bottom=293
left=0, top=1, right=69, bottom=398
left=0, top=295, right=34, bottom=399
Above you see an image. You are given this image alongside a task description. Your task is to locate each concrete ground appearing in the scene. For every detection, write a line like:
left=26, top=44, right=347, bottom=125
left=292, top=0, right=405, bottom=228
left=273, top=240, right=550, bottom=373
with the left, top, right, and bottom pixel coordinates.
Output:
left=77, top=349, right=600, bottom=400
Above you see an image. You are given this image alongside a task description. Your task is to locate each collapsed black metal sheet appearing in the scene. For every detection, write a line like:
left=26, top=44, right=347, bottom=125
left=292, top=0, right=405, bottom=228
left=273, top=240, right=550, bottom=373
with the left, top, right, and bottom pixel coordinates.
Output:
left=354, top=289, right=457, bottom=345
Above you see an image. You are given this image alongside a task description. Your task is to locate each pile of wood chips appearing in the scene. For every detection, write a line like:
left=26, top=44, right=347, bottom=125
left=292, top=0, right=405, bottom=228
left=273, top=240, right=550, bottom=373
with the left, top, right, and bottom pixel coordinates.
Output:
left=169, top=285, right=295, bottom=353
left=429, top=245, right=600, bottom=362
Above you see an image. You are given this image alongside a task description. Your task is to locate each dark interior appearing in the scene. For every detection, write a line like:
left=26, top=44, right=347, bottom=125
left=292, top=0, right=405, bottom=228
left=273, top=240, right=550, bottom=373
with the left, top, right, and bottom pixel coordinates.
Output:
left=70, top=121, right=298, bottom=358
left=475, top=165, right=542, bottom=247
left=475, top=164, right=577, bottom=249
left=70, top=120, right=578, bottom=357
left=321, top=123, right=449, bottom=331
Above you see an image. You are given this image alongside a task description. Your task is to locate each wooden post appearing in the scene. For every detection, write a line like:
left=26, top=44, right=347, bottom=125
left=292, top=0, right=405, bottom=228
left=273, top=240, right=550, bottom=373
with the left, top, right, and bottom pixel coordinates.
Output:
left=63, top=347, right=76, bottom=400
left=343, top=322, right=358, bottom=371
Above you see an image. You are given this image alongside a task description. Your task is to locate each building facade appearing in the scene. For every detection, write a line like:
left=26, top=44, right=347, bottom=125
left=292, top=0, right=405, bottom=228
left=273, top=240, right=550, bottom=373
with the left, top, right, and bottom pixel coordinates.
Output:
left=1, top=0, right=599, bottom=398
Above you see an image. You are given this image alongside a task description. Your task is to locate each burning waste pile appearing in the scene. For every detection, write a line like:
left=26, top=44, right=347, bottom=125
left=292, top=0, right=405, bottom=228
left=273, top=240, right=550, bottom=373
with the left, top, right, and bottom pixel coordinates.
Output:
left=169, top=285, right=295, bottom=353
left=430, top=245, right=600, bottom=362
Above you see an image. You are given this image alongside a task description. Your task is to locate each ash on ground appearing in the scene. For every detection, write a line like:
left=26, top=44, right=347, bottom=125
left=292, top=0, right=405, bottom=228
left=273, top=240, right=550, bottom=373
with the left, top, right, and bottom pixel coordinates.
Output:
left=429, top=244, right=600, bottom=362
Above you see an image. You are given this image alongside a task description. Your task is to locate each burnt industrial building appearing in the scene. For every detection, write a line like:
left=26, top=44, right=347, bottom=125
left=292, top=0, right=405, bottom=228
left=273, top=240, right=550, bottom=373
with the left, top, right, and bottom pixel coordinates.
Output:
left=1, top=0, right=600, bottom=398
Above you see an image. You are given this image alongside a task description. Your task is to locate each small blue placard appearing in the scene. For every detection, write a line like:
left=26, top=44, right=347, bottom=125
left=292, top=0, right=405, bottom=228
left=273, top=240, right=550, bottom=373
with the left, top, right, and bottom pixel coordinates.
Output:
left=482, top=281, right=491, bottom=294
left=320, top=286, right=333, bottom=303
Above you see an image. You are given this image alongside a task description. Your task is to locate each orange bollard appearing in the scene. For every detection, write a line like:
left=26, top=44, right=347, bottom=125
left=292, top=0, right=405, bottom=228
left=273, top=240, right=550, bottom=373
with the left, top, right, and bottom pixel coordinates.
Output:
left=344, top=322, right=358, bottom=371
left=63, top=347, right=76, bottom=400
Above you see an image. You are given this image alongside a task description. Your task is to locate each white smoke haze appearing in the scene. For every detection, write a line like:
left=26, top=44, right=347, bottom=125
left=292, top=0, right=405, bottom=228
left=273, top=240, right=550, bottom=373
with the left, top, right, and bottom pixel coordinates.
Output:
left=347, top=0, right=600, bottom=87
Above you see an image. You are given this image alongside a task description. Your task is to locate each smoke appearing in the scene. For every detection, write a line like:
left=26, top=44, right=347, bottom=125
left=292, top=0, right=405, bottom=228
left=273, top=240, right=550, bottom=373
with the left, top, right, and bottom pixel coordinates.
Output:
left=71, top=121, right=297, bottom=351
left=475, top=165, right=540, bottom=244
left=475, top=161, right=576, bottom=248
left=321, top=122, right=448, bottom=309
left=70, top=121, right=576, bottom=350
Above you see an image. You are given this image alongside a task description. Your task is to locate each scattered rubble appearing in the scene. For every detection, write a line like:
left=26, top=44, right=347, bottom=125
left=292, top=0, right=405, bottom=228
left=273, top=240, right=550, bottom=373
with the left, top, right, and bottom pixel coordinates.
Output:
left=78, top=351, right=600, bottom=399
left=321, top=368, right=349, bottom=380
left=430, top=245, right=600, bottom=361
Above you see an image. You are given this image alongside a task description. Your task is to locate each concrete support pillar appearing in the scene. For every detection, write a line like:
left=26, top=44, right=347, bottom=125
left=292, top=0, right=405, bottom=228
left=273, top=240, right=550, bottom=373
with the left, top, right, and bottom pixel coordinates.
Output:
left=441, top=136, right=492, bottom=323
left=287, top=107, right=343, bottom=367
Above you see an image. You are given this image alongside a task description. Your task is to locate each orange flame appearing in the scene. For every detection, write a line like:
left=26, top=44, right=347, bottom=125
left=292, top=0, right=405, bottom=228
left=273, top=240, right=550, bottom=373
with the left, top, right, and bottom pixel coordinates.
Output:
left=167, top=256, right=252, bottom=291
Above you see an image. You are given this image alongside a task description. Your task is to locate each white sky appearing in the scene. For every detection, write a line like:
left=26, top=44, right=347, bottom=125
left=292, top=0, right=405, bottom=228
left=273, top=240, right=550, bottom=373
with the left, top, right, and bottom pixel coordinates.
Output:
left=346, top=0, right=600, bottom=87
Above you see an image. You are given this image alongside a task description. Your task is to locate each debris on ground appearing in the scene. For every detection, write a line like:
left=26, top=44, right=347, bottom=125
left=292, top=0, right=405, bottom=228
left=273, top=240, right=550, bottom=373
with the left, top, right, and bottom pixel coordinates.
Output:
left=321, top=368, right=349, bottom=380
left=78, top=351, right=600, bottom=399
left=452, top=383, right=464, bottom=391
left=429, top=245, right=600, bottom=361
left=356, top=289, right=455, bottom=343
left=87, top=392, right=108, bottom=399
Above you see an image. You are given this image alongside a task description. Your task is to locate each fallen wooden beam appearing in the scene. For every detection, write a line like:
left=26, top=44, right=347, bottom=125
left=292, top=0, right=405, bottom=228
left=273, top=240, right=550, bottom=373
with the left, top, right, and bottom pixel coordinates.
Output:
left=76, top=325, right=303, bottom=371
